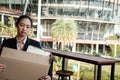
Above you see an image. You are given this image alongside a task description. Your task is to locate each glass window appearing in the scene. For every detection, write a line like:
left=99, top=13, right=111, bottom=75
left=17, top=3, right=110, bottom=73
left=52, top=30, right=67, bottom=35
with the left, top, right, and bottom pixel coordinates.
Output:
left=63, top=8, right=72, bottom=16
left=71, top=9, right=79, bottom=16
left=57, top=0, right=63, bottom=4
left=79, top=8, right=87, bottom=18
left=49, top=7, right=56, bottom=16
left=57, top=8, right=63, bottom=16
left=41, top=6, right=48, bottom=16
left=48, top=0, right=56, bottom=4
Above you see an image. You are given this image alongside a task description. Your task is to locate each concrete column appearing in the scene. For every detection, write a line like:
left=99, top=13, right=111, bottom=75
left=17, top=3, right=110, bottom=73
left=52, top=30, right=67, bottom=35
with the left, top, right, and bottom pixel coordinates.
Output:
left=1, top=14, right=4, bottom=23
left=37, top=0, right=41, bottom=41
left=96, top=44, right=99, bottom=53
left=103, top=45, right=106, bottom=55
left=52, top=42, right=57, bottom=49
left=22, top=0, right=29, bottom=15
left=91, top=44, right=94, bottom=54
left=76, top=44, right=80, bottom=52
left=72, top=42, right=76, bottom=52
left=8, top=0, right=12, bottom=9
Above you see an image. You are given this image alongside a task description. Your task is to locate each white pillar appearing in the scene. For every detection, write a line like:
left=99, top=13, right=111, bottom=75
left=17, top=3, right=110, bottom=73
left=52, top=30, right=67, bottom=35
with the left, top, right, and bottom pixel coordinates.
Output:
left=103, top=45, right=106, bottom=55
left=1, top=14, right=4, bottom=23
left=22, top=0, right=29, bottom=15
left=91, top=44, right=94, bottom=54
left=96, top=44, right=99, bottom=53
left=72, top=42, right=76, bottom=52
left=37, top=0, right=41, bottom=41
left=52, top=42, right=57, bottom=49
left=8, top=0, right=12, bottom=9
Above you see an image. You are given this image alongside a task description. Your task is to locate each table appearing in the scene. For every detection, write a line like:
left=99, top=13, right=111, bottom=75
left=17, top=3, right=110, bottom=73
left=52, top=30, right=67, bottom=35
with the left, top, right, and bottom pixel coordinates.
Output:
left=44, top=48, right=120, bottom=80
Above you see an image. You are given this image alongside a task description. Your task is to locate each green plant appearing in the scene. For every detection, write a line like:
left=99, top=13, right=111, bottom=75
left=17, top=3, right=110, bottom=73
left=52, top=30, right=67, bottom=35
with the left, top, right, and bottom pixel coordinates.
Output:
left=50, top=19, right=78, bottom=50
left=92, top=52, right=102, bottom=57
left=50, top=19, right=78, bottom=70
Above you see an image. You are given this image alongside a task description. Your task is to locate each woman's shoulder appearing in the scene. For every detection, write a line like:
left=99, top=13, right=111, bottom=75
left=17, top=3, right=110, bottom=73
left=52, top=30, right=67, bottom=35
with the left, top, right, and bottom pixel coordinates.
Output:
left=28, top=38, right=42, bottom=49
left=29, top=38, right=40, bottom=43
left=3, top=38, right=15, bottom=43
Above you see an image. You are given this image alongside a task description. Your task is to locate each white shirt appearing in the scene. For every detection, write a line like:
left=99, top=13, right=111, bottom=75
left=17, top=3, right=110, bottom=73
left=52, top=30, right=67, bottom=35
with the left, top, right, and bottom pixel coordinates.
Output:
left=16, top=37, right=27, bottom=50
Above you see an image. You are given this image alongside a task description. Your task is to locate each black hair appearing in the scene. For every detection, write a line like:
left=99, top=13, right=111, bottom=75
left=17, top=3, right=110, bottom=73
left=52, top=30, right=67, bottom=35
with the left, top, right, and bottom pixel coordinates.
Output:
left=15, top=15, right=33, bottom=27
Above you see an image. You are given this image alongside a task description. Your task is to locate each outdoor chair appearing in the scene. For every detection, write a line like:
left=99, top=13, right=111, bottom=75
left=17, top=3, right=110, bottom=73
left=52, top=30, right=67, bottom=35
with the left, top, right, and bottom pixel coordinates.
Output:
left=56, top=70, right=73, bottom=80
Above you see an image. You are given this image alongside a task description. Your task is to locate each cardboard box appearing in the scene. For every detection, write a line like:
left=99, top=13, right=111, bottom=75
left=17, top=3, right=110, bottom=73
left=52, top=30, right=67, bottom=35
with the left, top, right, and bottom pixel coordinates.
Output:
left=0, top=46, right=50, bottom=80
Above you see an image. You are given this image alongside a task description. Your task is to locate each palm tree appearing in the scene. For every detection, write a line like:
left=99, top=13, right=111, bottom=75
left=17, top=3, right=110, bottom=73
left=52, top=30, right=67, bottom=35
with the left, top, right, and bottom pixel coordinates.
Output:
left=0, top=17, right=17, bottom=37
left=0, top=22, right=7, bottom=35
left=50, top=19, right=78, bottom=50
left=7, top=16, right=17, bottom=37
left=50, top=19, right=78, bottom=72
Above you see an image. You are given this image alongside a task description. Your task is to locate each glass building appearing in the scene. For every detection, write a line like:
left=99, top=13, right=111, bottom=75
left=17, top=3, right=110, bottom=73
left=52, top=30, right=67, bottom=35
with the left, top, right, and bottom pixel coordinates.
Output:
left=0, top=0, right=120, bottom=56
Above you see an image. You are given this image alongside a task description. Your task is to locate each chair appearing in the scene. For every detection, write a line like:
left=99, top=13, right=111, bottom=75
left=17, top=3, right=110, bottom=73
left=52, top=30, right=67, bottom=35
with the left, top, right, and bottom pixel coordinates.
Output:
left=56, top=70, right=73, bottom=80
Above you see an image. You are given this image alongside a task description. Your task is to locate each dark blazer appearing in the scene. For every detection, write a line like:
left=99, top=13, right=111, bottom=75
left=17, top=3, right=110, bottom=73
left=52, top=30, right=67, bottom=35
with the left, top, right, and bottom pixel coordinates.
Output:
left=0, top=37, right=52, bottom=77
left=0, top=37, right=42, bottom=54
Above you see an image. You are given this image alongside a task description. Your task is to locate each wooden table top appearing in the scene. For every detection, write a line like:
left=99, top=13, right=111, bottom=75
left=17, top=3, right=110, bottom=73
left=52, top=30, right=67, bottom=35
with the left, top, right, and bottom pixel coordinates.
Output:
left=43, top=48, right=120, bottom=65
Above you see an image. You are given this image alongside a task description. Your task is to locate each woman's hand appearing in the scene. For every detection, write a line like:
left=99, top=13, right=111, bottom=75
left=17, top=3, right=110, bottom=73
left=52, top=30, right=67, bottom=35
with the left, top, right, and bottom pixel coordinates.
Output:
left=38, top=75, right=51, bottom=80
left=0, top=64, right=6, bottom=72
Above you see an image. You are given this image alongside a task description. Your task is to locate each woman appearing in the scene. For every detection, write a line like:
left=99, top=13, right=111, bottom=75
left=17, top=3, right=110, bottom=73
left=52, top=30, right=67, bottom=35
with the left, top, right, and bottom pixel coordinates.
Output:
left=0, top=15, right=51, bottom=80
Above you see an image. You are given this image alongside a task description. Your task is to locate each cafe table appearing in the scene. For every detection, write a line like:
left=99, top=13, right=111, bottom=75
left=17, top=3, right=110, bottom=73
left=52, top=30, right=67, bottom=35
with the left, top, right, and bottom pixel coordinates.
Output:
left=44, top=48, right=120, bottom=80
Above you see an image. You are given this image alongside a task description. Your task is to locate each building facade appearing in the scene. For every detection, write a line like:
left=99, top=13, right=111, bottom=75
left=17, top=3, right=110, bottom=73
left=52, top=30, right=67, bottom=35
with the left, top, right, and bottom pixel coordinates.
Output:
left=0, top=0, right=120, bottom=57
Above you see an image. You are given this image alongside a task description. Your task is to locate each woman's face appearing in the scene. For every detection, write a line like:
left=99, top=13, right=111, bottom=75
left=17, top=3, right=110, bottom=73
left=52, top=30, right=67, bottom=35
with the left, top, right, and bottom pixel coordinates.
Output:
left=16, top=18, right=31, bottom=37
